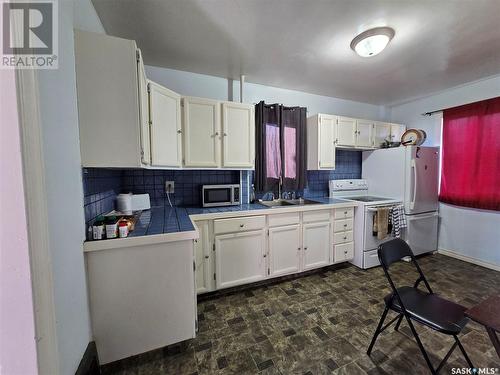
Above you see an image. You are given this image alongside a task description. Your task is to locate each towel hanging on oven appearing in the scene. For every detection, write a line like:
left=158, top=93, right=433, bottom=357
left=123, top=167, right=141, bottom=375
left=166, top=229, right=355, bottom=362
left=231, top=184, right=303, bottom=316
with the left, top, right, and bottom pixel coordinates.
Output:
left=372, top=207, right=391, bottom=240
left=390, top=205, right=407, bottom=238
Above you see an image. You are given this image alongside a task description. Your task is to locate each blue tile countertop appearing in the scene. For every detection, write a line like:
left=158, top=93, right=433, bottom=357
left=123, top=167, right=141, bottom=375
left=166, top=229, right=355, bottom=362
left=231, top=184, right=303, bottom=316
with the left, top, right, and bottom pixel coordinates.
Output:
left=83, top=198, right=353, bottom=252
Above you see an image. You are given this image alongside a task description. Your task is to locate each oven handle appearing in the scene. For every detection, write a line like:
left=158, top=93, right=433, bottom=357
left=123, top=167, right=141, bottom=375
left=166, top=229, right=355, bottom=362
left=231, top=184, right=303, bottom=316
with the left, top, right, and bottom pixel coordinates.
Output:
left=366, top=205, right=400, bottom=212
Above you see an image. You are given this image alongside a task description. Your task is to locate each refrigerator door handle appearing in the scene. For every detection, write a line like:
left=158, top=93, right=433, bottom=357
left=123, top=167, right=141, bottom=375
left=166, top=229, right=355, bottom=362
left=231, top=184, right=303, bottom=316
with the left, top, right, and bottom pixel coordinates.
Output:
left=410, top=159, right=417, bottom=210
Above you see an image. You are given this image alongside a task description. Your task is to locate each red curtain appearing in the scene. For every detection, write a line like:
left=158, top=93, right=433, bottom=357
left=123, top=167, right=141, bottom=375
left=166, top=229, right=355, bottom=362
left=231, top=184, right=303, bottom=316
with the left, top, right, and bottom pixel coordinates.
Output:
left=439, top=96, right=500, bottom=211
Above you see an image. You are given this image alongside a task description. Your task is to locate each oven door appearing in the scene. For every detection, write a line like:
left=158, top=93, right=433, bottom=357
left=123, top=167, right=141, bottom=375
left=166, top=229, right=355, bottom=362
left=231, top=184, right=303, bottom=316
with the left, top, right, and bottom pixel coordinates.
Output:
left=363, top=206, right=396, bottom=251
left=203, top=186, right=233, bottom=207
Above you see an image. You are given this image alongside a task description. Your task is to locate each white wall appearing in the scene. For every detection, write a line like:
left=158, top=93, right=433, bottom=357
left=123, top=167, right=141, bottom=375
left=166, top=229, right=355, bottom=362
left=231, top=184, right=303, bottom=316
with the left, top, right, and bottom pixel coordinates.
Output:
left=0, top=63, right=38, bottom=375
left=74, top=0, right=105, bottom=33
left=389, top=75, right=500, bottom=267
left=32, top=0, right=106, bottom=373
left=145, top=65, right=388, bottom=121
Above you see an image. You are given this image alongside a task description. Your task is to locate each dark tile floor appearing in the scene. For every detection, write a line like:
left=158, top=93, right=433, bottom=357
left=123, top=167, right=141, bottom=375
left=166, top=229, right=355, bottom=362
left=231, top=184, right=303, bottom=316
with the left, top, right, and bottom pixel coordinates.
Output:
left=102, top=254, right=500, bottom=374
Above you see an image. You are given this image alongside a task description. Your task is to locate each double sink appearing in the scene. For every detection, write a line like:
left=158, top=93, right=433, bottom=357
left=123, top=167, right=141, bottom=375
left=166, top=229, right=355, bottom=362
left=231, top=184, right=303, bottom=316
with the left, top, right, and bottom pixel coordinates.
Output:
left=258, top=198, right=321, bottom=208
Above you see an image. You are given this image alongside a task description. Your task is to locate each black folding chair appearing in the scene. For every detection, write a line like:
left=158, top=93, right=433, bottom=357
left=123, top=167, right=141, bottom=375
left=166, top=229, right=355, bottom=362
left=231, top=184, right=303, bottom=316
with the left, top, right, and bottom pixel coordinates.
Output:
left=367, top=238, right=474, bottom=374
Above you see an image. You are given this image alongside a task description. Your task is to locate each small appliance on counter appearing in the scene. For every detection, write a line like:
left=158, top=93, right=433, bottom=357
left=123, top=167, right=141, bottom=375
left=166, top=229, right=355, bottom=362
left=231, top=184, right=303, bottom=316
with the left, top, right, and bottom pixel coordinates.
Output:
left=202, top=184, right=240, bottom=207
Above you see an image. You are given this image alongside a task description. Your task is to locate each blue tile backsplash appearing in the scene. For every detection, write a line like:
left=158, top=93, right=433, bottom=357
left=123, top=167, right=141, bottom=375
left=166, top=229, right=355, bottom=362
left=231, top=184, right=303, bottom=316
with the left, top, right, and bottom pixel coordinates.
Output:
left=82, top=150, right=362, bottom=227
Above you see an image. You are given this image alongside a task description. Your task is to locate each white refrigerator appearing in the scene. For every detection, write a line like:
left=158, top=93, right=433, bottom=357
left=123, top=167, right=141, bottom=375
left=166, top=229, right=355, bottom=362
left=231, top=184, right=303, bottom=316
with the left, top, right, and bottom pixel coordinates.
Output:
left=362, top=146, right=440, bottom=255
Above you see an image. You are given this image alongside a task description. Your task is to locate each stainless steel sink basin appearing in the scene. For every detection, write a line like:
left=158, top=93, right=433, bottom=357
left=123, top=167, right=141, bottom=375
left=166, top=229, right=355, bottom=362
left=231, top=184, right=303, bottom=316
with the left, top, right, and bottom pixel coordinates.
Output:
left=258, top=199, right=296, bottom=208
left=288, top=198, right=321, bottom=205
left=258, top=198, right=321, bottom=208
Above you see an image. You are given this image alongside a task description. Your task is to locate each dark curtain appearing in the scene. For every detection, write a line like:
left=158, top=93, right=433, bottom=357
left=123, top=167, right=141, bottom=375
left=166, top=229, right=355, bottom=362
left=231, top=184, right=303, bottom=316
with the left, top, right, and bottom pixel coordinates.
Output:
left=255, top=101, right=307, bottom=193
left=281, top=105, right=307, bottom=191
left=255, top=101, right=281, bottom=192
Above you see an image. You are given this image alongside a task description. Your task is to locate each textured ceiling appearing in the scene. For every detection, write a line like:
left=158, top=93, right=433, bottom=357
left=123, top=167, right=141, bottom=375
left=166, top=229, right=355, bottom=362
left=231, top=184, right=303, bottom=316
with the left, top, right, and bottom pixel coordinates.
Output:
left=92, top=0, right=500, bottom=105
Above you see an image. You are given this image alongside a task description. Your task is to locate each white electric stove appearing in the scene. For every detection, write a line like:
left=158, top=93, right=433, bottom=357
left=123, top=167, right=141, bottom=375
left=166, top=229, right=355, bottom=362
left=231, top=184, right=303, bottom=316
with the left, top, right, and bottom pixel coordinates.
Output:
left=329, top=179, right=402, bottom=269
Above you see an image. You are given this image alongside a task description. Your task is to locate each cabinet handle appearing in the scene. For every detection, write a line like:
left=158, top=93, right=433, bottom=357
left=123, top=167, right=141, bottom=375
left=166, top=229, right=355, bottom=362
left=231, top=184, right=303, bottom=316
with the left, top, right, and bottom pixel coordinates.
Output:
left=304, top=247, right=308, bottom=250
left=343, top=236, right=347, bottom=240
left=344, top=250, right=348, bottom=254
left=344, top=211, right=347, bottom=214
left=263, top=254, right=267, bottom=258
left=177, top=129, right=182, bottom=134
left=239, top=224, right=244, bottom=228
left=343, top=224, right=348, bottom=227
left=223, top=132, right=228, bottom=136
left=297, top=247, right=301, bottom=250
left=204, top=255, right=209, bottom=259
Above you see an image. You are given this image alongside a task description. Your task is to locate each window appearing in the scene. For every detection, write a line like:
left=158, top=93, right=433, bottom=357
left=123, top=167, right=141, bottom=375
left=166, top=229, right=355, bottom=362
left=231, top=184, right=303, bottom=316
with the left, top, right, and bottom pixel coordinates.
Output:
left=439, top=97, right=500, bottom=211
left=254, top=102, right=307, bottom=192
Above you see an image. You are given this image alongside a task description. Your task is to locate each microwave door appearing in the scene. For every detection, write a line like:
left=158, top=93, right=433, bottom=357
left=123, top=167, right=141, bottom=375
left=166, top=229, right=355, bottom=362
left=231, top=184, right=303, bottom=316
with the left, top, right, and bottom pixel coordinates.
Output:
left=204, top=188, right=231, bottom=207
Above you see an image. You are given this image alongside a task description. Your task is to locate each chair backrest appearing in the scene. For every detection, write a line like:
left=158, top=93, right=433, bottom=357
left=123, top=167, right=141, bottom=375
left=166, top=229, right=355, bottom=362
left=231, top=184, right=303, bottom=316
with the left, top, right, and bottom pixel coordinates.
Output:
left=378, top=238, right=414, bottom=268
left=378, top=238, right=433, bottom=295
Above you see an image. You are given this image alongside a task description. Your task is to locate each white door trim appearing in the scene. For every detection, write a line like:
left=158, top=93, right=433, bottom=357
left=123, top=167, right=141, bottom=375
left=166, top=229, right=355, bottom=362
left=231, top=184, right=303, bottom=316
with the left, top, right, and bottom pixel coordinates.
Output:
left=14, top=39, right=60, bottom=375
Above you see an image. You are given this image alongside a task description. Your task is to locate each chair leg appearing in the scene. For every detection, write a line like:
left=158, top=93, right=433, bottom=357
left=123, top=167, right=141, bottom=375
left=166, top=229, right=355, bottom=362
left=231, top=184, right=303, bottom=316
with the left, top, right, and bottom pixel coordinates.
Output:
left=367, top=307, right=389, bottom=355
left=404, top=316, right=436, bottom=375
left=454, top=335, right=474, bottom=369
left=394, top=314, right=403, bottom=331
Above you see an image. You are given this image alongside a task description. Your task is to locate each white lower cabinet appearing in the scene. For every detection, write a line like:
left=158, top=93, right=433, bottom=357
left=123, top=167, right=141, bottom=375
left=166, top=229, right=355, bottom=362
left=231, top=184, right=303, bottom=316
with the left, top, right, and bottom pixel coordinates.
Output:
left=194, top=221, right=213, bottom=294
left=334, top=242, right=354, bottom=262
left=302, top=222, right=331, bottom=270
left=269, top=224, right=301, bottom=277
left=214, top=230, right=266, bottom=289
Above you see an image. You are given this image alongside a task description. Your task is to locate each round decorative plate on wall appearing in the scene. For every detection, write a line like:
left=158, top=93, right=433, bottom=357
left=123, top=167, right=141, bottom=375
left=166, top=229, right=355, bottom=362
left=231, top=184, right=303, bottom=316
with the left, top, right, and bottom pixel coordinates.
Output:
left=401, top=129, right=426, bottom=145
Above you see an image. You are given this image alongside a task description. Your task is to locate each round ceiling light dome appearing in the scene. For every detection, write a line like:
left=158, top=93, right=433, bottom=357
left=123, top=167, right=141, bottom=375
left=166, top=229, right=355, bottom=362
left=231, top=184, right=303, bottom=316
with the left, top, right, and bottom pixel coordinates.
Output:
left=350, top=27, right=395, bottom=57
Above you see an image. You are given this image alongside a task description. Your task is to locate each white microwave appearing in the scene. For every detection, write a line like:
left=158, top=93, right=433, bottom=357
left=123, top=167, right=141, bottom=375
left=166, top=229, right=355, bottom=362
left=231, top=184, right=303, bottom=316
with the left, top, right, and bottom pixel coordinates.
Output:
left=202, top=184, right=240, bottom=207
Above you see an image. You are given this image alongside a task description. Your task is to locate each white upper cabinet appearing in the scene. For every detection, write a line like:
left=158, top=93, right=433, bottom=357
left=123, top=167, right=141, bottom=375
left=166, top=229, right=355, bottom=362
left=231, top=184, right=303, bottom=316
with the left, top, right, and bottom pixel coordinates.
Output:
left=390, top=123, right=407, bottom=143
left=374, top=122, right=392, bottom=148
left=356, top=120, right=375, bottom=148
left=75, top=30, right=145, bottom=168
left=337, top=117, right=357, bottom=147
left=221, top=102, right=255, bottom=168
left=307, top=114, right=336, bottom=170
left=182, top=97, right=221, bottom=168
left=138, top=50, right=151, bottom=165
left=148, top=81, right=182, bottom=167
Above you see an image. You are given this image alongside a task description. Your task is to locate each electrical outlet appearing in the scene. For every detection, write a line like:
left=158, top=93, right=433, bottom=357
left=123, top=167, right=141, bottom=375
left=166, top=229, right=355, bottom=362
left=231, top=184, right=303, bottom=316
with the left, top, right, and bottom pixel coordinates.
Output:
left=165, top=181, right=174, bottom=194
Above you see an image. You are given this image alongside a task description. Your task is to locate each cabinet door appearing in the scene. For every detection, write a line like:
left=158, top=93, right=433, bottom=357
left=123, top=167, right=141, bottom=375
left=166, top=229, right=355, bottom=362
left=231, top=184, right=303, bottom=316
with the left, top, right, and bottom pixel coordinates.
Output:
left=194, top=221, right=212, bottom=294
left=215, top=230, right=266, bottom=289
left=356, top=120, right=374, bottom=148
left=222, top=102, right=255, bottom=168
left=334, top=242, right=354, bottom=263
left=183, top=97, right=221, bottom=167
left=374, top=122, right=391, bottom=148
left=390, top=124, right=406, bottom=143
left=302, top=222, right=330, bottom=270
left=148, top=81, right=182, bottom=167
left=137, top=49, right=151, bottom=165
left=269, top=224, right=301, bottom=277
left=318, top=114, right=336, bottom=169
left=337, top=117, right=356, bottom=147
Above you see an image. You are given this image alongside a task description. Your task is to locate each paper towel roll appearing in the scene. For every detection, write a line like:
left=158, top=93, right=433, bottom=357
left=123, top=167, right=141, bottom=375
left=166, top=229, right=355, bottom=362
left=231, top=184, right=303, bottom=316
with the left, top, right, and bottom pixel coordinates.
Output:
left=117, top=193, right=132, bottom=215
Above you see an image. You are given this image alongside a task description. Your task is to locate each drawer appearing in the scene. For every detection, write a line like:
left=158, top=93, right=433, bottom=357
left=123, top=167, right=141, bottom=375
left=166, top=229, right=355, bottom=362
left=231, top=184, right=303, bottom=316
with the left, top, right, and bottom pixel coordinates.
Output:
left=302, top=209, right=330, bottom=223
left=214, top=216, right=265, bottom=234
left=334, top=207, right=354, bottom=219
left=333, top=218, right=353, bottom=232
left=333, top=230, right=353, bottom=244
left=268, top=212, right=300, bottom=227
left=364, top=249, right=380, bottom=269
left=334, top=242, right=354, bottom=262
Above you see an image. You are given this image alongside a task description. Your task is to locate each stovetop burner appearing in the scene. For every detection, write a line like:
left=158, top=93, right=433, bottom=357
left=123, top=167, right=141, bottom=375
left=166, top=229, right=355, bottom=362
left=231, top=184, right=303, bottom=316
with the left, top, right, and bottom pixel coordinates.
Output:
left=346, top=196, right=392, bottom=202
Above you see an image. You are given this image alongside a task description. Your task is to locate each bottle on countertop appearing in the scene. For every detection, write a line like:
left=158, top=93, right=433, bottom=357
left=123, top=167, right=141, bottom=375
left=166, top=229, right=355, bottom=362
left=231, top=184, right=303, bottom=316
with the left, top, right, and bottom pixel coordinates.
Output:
left=92, top=215, right=105, bottom=240
left=250, top=184, right=256, bottom=204
left=119, top=221, right=129, bottom=238
left=105, top=216, right=119, bottom=239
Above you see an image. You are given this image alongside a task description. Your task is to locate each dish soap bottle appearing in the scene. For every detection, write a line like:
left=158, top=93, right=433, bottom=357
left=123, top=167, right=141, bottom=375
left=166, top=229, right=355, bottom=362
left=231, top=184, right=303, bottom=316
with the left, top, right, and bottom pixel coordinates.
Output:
left=250, top=184, right=256, bottom=203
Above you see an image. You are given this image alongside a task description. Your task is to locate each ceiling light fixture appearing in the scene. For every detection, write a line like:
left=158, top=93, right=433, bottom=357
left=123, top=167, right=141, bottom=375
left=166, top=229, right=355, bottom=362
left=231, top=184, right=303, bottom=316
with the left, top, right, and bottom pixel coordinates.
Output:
left=350, top=27, right=395, bottom=57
